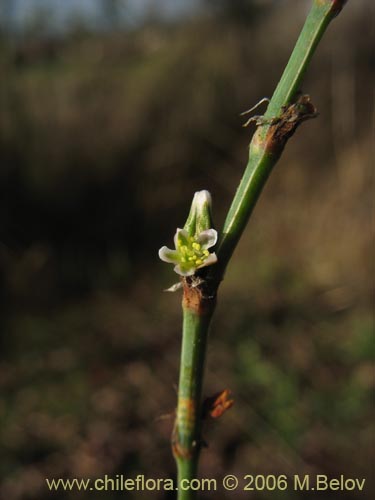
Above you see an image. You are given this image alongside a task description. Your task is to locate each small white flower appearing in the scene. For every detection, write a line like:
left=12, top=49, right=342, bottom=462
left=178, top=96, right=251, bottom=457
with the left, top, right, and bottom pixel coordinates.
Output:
left=159, top=227, right=218, bottom=276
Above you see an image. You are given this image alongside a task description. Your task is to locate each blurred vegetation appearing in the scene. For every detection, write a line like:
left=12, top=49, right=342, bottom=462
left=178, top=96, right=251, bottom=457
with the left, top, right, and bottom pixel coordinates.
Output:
left=0, top=1, right=374, bottom=499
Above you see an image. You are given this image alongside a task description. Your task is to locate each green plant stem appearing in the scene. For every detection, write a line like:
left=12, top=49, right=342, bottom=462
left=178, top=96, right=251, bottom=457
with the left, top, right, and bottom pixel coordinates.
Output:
left=174, top=303, right=214, bottom=499
left=214, top=0, right=347, bottom=279
left=173, top=2, right=348, bottom=499
left=265, top=1, right=340, bottom=119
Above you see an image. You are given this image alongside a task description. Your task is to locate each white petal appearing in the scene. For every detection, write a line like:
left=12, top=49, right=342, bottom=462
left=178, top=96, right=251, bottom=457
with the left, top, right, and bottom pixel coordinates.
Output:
left=164, top=282, right=183, bottom=292
left=158, top=246, right=179, bottom=263
left=173, top=228, right=190, bottom=248
left=197, top=252, right=217, bottom=269
left=197, top=229, right=218, bottom=249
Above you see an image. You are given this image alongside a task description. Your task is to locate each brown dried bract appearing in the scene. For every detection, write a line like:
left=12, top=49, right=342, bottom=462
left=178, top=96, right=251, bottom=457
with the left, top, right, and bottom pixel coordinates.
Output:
left=270, top=95, right=317, bottom=153
left=254, top=94, right=317, bottom=159
left=203, top=389, right=234, bottom=419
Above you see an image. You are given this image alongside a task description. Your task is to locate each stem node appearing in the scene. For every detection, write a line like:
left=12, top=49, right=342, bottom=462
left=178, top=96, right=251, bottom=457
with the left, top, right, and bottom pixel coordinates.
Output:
left=255, top=94, right=318, bottom=159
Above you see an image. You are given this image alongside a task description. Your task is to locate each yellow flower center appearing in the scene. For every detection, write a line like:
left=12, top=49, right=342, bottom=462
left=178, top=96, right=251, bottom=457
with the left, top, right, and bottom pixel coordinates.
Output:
left=178, top=237, right=210, bottom=266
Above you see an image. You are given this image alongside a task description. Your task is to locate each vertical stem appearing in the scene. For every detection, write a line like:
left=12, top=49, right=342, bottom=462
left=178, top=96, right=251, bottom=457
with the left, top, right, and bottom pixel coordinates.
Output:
left=173, top=286, right=215, bottom=500
left=169, top=1, right=349, bottom=498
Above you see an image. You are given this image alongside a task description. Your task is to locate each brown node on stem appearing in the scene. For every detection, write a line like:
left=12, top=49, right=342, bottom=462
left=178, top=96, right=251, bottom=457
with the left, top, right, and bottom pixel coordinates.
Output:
left=171, top=426, right=193, bottom=460
left=202, top=389, right=234, bottom=420
left=182, top=276, right=216, bottom=315
left=254, top=94, right=317, bottom=158
left=172, top=397, right=198, bottom=460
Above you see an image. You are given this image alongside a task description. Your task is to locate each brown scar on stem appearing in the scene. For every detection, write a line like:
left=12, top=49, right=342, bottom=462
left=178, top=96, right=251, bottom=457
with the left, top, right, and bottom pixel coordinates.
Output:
left=253, top=94, right=318, bottom=158
left=202, top=389, right=234, bottom=419
left=172, top=426, right=194, bottom=460
left=182, top=276, right=216, bottom=315
left=172, top=397, right=198, bottom=459
left=178, top=397, right=196, bottom=429
left=171, top=429, right=202, bottom=460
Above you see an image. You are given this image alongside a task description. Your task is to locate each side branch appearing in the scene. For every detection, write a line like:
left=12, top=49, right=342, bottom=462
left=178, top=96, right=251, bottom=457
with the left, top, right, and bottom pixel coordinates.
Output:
left=210, top=0, right=348, bottom=281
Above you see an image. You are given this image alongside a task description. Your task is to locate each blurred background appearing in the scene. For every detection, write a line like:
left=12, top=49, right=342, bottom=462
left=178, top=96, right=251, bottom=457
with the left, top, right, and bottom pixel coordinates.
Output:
left=0, top=0, right=374, bottom=499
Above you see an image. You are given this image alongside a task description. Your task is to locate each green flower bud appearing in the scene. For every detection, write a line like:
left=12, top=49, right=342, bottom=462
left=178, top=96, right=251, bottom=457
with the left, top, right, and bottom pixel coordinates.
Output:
left=183, top=190, right=214, bottom=237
